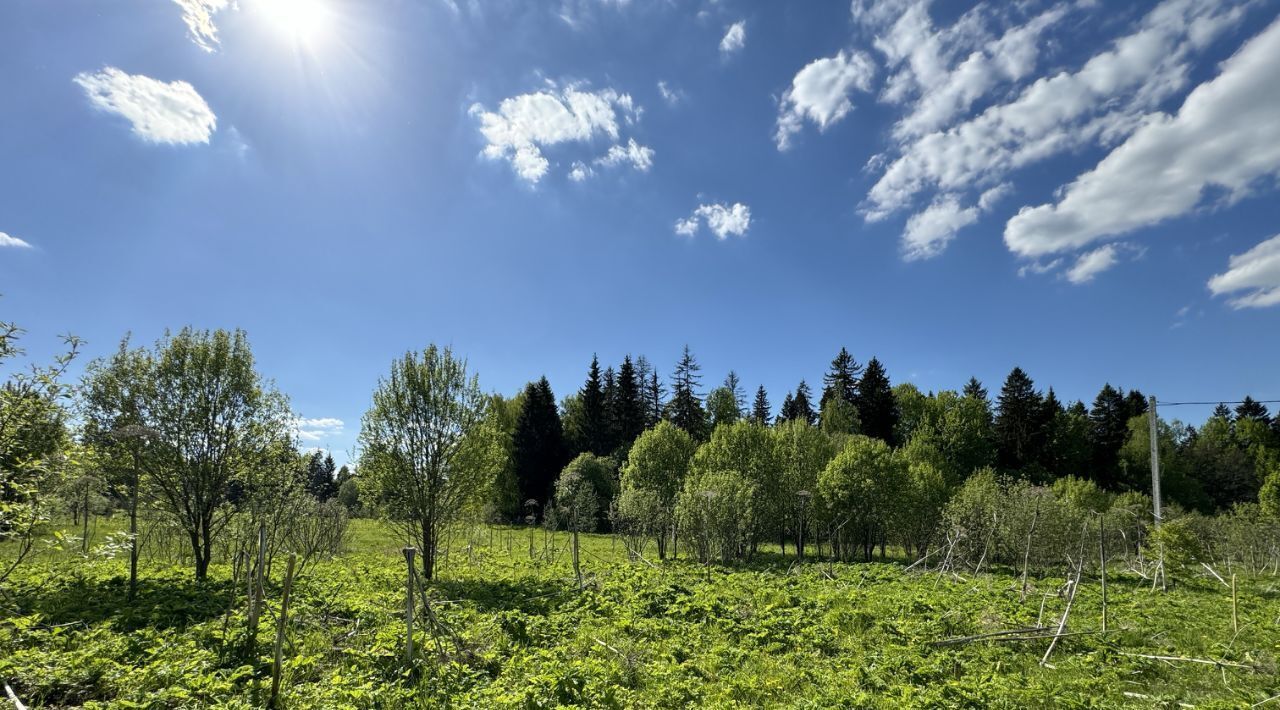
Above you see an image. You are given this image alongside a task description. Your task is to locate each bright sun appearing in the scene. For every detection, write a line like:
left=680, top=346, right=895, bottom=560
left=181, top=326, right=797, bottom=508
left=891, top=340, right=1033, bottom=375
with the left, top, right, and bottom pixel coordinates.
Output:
left=256, top=0, right=332, bottom=44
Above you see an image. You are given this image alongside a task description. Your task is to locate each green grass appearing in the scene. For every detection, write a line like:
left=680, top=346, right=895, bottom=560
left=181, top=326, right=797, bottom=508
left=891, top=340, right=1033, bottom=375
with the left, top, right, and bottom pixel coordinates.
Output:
left=2, top=519, right=1279, bottom=708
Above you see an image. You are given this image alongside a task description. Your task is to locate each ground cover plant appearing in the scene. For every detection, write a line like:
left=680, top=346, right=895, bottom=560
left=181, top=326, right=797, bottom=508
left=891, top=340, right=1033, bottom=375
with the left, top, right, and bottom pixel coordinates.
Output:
left=3, top=517, right=1279, bottom=709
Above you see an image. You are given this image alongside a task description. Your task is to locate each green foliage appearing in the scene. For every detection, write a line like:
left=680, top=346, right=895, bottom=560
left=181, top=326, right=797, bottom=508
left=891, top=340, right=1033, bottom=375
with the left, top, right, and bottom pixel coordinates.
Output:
left=819, top=435, right=906, bottom=561
left=676, top=468, right=756, bottom=563
left=618, top=421, right=696, bottom=558
left=556, top=454, right=615, bottom=532
left=688, top=421, right=781, bottom=551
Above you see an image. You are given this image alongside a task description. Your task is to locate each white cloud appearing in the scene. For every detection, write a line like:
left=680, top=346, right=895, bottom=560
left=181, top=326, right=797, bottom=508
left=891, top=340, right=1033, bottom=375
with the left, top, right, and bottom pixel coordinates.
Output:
left=0, top=232, right=33, bottom=249
left=294, top=416, right=345, bottom=442
left=657, top=80, right=684, bottom=106
left=675, top=202, right=751, bottom=240
left=597, top=138, right=654, bottom=172
left=1005, top=16, right=1280, bottom=258
left=775, top=51, right=876, bottom=150
left=74, top=67, right=217, bottom=145
left=1208, top=234, right=1280, bottom=309
left=720, top=21, right=746, bottom=56
left=977, top=182, right=1011, bottom=211
left=1065, top=244, right=1120, bottom=284
left=864, top=0, right=1248, bottom=220
left=469, top=82, right=641, bottom=184
left=859, top=2, right=1068, bottom=140
left=901, top=195, right=978, bottom=261
left=568, top=161, right=594, bottom=182
left=172, top=0, right=231, bottom=52
left=1017, top=258, right=1063, bottom=278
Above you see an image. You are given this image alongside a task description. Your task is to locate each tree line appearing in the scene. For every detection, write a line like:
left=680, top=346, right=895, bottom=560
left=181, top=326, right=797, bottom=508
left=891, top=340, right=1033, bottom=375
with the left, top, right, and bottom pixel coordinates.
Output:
left=3, top=320, right=1279, bottom=584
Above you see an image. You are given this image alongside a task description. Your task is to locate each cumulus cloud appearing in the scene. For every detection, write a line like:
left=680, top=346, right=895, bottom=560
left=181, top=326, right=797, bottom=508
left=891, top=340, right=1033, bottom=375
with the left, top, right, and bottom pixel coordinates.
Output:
left=172, top=0, right=231, bottom=52
left=720, top=21, right=746, bottom=56
left=1208, top=234, right=1280, bottom=309
left=597, top=138, right=654, bottom=172
left=775, top=51, right=876, bottom=150
left=1064, top=244, right=1120, bottom=284
left=0, top=232, right=33, bottom=249
left=469, top=82, right=642, bottom=184
left=675, top=202, right=751, bottom=240
left=863, top=0, right=1248, bottom=220
left=901, top=195, right=979, bottom=261
left=74, top=67, right=217, bottom=144
left=294, top=417, right=345, bottom=442
left=1004, top=16, right=1280, bottom=258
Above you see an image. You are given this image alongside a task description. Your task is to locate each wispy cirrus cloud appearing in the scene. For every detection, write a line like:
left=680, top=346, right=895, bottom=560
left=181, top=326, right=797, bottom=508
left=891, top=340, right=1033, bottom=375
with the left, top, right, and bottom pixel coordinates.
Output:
left=172, top=0, right=232, bottom=52
left=0, top=232, right=33, bottom=249
left=294, top=416, right=345, bottom=442
left=74, top=67, right=217, bottom=145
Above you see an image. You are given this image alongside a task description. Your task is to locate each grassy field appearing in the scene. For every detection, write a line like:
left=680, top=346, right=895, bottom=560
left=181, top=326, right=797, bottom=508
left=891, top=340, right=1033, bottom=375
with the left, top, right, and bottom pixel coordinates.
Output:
left=2, top=518, right=1278, bottom=708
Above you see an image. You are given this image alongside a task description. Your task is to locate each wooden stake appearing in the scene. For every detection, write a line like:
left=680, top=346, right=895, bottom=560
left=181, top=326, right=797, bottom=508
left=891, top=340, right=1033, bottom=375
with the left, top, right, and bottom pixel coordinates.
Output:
left=403, top=547, right=417, bottom=665
left=1099, top=514, right=1108, bottom=633
left=269, top=553, right=296, bottom=709
left=1231, top=573, right=1239, bottom=634
left=1041, top=565, right=1083, bottom=666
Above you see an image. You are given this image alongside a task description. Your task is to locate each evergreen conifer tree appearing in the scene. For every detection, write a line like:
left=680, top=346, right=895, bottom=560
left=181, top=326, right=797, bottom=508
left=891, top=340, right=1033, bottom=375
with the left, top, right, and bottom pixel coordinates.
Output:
left=994, top=367, right=1044, bottom=473
left=856, top=358, right=898, bottom=444
left=821, top=347, right=862, bottom=409
left=752, top=385, right=771, bottom=425
left=664, top=345, right=708, bottom=440
left=1087, top=383, right=1129, bottom=489
left=512, top=377, right=569, bottom=515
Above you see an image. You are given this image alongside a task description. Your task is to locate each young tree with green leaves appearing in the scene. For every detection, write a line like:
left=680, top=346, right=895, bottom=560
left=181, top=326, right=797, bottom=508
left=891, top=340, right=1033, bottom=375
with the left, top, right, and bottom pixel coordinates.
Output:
left=706, top=386, right=741, bottom=430
left=688, top=420, right=781, bottom=554
left=147, top=328, right=293, bottom=581
left=555, top=457, right=603, bottom=587
left=359, top=345, right=498, bottom=580
left=819, top=435, right=908, bottom=561
left=617, top=420, right=696, bottom=559
left=772, top=419, right=837, bottom=558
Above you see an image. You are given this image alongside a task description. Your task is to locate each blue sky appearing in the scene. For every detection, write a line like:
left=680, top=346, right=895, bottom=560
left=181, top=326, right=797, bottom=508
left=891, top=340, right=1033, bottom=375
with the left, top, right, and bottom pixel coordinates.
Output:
left=2, top=0, right=1278, bottom=464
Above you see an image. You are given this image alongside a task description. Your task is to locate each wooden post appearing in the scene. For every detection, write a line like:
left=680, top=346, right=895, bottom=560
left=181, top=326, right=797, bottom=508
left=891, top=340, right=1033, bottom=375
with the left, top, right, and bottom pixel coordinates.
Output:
left=1231, top=573, right=1239, bottom=634
left=270, top=553, right=296, bottom=708
left=571, top=528, right=582, bottom=589
left=1099, top=514, right=1108, bottom=633
left=1148, top=395, right=1162, bottom=527
left=249, top=524, right=266, bottom=647
left=403, top=547, right=416, bottom=664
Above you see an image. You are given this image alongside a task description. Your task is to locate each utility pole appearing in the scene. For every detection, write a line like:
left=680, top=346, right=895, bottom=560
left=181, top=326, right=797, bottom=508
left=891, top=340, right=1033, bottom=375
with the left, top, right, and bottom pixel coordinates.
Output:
left=1148, top=395, right=1162, bottom=528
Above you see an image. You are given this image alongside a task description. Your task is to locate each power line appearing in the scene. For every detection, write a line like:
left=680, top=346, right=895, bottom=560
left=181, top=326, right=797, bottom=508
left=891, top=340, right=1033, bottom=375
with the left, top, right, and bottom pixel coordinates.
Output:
left=1156, top=399, right=1280, bottom=406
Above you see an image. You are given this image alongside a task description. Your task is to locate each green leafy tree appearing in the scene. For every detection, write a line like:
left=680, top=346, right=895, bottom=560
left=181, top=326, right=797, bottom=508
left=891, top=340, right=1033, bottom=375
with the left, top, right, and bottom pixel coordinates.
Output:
left=557, top=453, right=617, bottom=531
left=555, top=459, right=603, bottom=587
left=819, top=435, right=907, bottom=561
left=147, top=328, right=292, bottom=581
left=706, top=386, right=741, bottom=430
left=892, top=383, right=930, bottom=444
left=618, top=420, right=696, bottom=559
left=359, top=344, right=495, bottom=580
left=772, top=420, right=836, bottom=557
left=677, top=468, right=756, bottom=564
left=688, top=420, right=781, bottom=553
left=819, top=396, right=860, bottom=438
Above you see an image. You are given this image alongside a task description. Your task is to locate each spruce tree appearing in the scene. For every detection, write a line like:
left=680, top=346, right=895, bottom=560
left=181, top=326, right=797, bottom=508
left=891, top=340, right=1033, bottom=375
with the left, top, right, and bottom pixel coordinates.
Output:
left=572, top=355, right=610, bottom=456
left=665, top=345, right=708, bottom=440
left=723, top=370, right=746, bottom=417
left=512, top=377, right=569, bottom=515
left=305, top=451, right=338, bottom=501
left=821, top=347, right=862, bottom=409
left=962, top=377, right=988, bottom=402
left=601, top=366, right=619, bottom=453
left=856, top=358, right=898, bottom=444
left=1213, top=403, right=1234, bottom=421
left=1235, top=396, right=1271, bottom=424
left=752, top=385, right=771, bottom=425
left=778, top=391, right=796, bottom=422
left=1124, top=389, right=1149, bottom=420
left=614, top=356, right=646, bottom=448
left=644, top=368, right=665, bottom=428
left=1087, top=383, right=1129, bottom=489
left=791, top=380, right=817, bottom=425
left=994, top=367, right=1044, bottom=474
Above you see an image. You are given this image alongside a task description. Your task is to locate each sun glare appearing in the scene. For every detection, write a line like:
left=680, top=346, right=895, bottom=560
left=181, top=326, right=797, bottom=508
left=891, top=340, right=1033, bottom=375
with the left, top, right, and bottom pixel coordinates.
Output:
left=256, top=0, right=332, bottom=44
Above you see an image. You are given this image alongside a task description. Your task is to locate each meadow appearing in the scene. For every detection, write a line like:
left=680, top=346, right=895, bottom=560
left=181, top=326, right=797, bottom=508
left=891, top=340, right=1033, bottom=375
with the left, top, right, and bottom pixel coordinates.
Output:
left=2, top=518, right=1278, bottom=709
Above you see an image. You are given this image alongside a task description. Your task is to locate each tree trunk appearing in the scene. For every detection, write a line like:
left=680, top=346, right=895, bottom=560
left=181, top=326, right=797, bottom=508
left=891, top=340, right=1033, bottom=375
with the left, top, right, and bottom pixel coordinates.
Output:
left=422, top=526, right=435, bottom=581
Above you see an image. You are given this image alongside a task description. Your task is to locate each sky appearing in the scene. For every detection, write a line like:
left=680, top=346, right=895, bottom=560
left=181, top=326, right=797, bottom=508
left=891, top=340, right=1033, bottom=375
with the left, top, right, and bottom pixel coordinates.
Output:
left=1, top=0, right=1278, bottom=466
